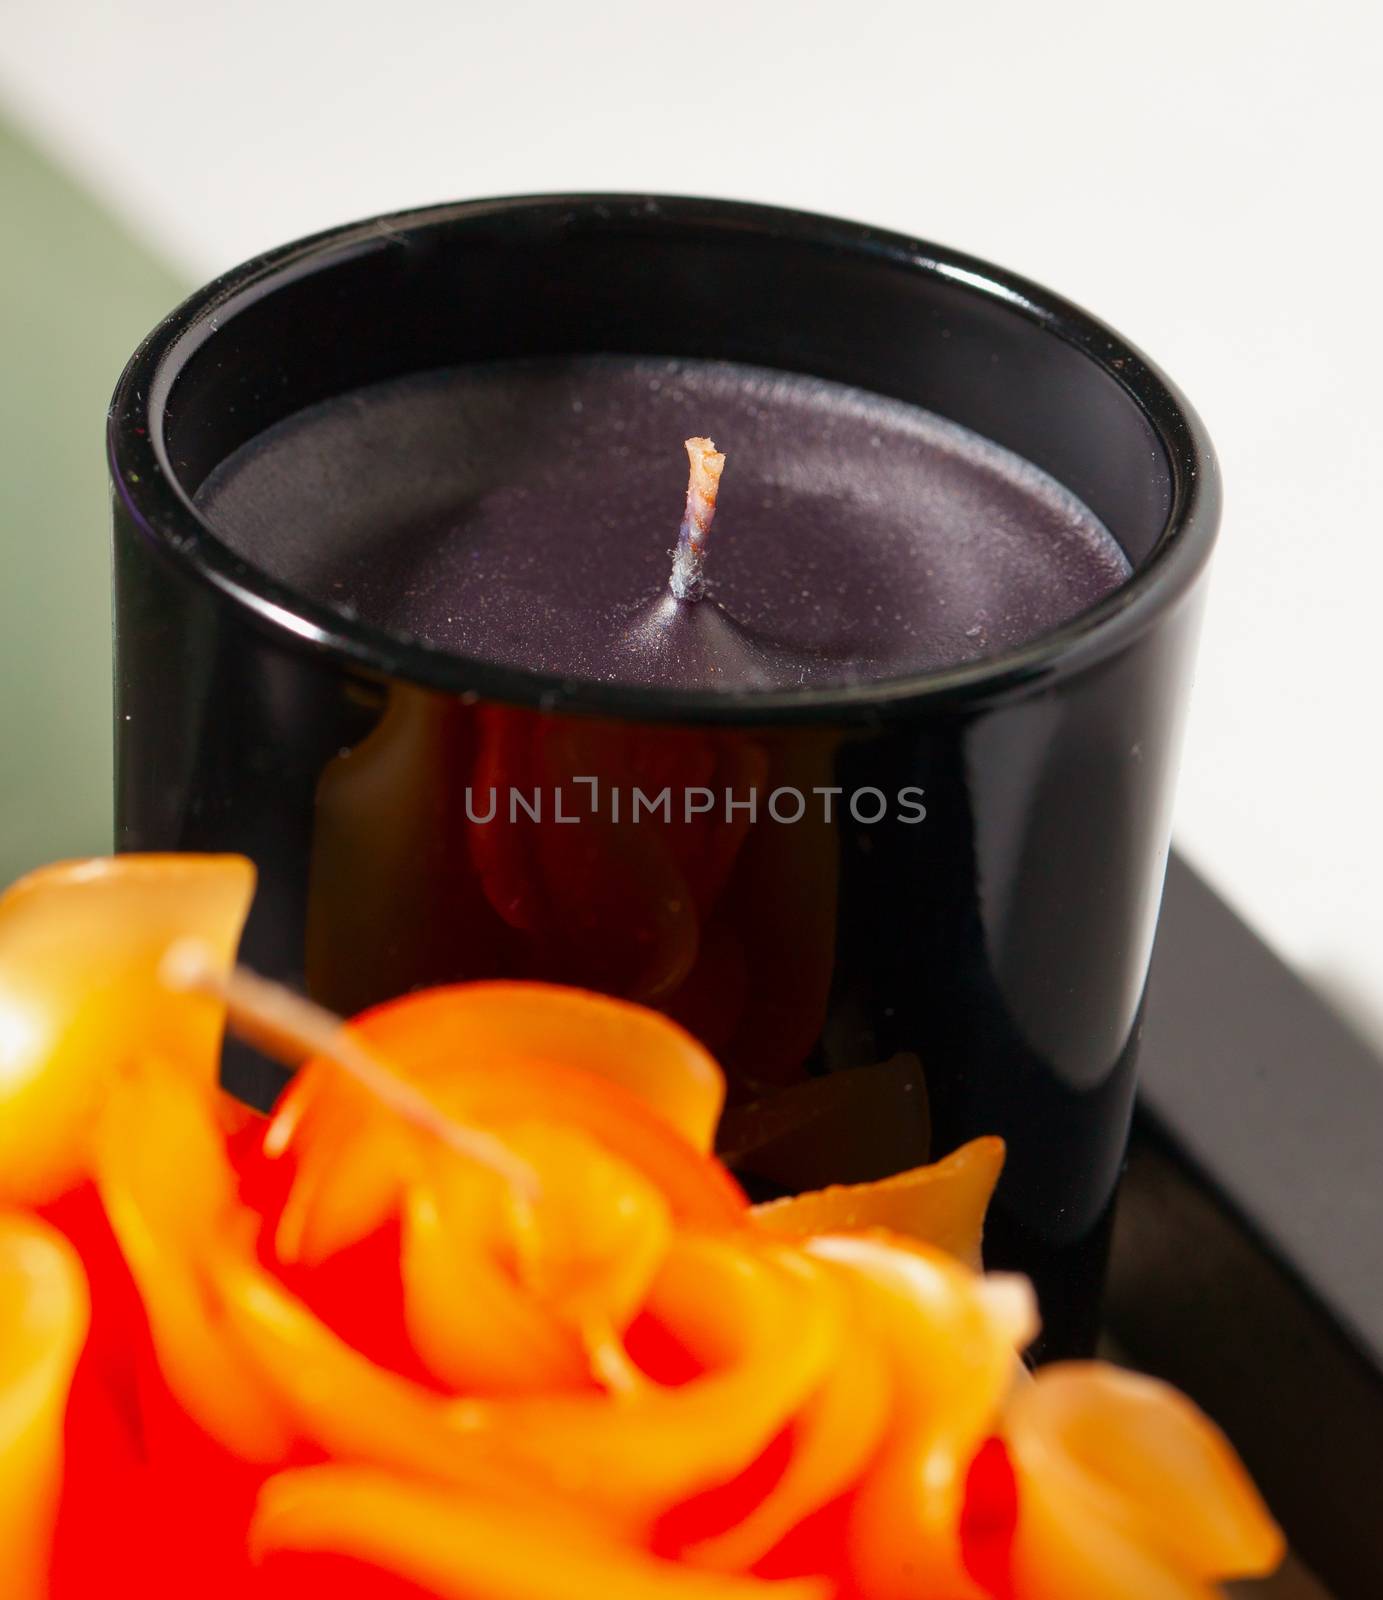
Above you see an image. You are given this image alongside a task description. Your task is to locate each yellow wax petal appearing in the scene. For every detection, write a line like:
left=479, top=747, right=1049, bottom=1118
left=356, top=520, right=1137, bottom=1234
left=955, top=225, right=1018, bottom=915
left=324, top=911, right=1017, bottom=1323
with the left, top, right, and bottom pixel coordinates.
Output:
left=1004, top=1364, right=1284, bottom=1596
left=0, top=1212, right=89, bottom=1600
left=751, top=1136, right=1005, bottom=1271
left=94, top=1055, right=293, bottom=1462
left=402, top=1176, right=587, bottom=1396
left=355, top=980, right=725, bottom=1154
left=452, top=1237, right=841, bottom=1526
left=251, top=1464, right=830, bottom=1600
left=0, top=854, right=254, bottom=1203
left=686, top=1276, right=892, bottom=1571
left=807, top=1235, right=1027, bottom=1600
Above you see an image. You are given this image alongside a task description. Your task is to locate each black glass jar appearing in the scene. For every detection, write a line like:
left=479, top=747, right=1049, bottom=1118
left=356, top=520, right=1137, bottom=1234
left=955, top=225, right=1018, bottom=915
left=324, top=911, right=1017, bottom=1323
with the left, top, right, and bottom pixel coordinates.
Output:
left=109, top=196, right=1217, bottom=1356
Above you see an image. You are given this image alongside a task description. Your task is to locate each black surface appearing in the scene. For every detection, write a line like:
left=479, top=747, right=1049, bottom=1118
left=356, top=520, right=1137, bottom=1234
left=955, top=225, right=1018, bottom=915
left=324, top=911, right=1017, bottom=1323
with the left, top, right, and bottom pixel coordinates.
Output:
left=111, top=194, right=1220, bottom=1358
left=1112, top=854, right=1383, bottom=1598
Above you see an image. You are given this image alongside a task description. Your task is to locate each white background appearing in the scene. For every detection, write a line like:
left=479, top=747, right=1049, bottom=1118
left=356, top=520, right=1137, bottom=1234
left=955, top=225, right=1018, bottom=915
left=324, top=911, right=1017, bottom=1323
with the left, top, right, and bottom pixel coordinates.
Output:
left=3, top=0, right=1380, bottom=1040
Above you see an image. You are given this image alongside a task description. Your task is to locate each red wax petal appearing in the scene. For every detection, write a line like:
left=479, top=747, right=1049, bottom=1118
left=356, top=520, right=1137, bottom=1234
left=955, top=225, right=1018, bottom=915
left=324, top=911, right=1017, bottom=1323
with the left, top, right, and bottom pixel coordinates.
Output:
left=272, top=1222, right=442, bottom=1392
left=652, top=1424, right=795, bottom=1555
left=256, top=1552, right=441, bottom=1599
left=960, top=1436, right=1019, bottom=1600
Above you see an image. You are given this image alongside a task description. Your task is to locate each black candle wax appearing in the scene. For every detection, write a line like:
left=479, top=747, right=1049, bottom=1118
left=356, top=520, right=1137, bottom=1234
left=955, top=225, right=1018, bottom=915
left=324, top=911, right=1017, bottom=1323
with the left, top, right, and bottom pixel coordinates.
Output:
left=196, top=356, right=1130, bottom=691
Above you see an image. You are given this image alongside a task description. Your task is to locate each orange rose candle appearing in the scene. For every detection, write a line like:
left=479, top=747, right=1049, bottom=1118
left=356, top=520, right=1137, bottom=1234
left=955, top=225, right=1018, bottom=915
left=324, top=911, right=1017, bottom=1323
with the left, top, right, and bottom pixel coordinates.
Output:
left=0, top=856, right=1282, bottom=1599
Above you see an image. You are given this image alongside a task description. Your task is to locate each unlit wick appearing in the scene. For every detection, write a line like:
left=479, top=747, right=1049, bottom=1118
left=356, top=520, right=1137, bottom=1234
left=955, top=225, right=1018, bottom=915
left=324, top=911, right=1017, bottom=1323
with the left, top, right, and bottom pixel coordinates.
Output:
left=669, top=435, right=726, bottom=602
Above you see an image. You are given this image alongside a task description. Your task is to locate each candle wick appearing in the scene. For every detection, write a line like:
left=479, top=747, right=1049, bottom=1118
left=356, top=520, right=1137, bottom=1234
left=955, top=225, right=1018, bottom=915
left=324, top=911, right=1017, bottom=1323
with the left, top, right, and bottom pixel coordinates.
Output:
left=669, top=435, right=726, bottom=602
left=159, top=939, right=540, bottom=1198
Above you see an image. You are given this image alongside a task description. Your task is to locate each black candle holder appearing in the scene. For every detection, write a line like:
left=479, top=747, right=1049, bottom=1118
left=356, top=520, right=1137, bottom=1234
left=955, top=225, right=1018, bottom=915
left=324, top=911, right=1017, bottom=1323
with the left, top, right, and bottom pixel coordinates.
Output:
left=109, top=196, right=1219, bottom=1357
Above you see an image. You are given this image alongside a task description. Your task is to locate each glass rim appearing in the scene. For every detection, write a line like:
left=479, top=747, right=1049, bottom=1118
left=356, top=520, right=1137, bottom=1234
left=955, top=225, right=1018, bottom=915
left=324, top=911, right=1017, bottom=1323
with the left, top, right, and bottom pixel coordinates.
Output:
left=108, top=192, right=1220, bottom=727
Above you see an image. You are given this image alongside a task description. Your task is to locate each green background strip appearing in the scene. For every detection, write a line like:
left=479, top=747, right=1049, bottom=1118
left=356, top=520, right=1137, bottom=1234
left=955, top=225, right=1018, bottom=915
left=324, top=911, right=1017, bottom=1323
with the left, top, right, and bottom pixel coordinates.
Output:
left=1, top=116, right=187, bottom=887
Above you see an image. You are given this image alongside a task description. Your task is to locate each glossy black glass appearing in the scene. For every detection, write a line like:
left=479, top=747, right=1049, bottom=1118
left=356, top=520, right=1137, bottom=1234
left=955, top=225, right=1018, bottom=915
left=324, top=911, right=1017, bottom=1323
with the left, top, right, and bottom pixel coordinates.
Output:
left=109, top=196, right=1218, bottom=1356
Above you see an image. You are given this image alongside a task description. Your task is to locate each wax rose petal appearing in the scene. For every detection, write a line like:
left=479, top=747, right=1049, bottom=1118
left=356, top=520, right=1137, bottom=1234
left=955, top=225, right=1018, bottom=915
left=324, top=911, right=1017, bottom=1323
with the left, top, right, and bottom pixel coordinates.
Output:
left=94, top=1057, right=295, bottom=1462
left=402, top=1175, right=589, bottom=1395
left=1001, top=1365, right=1283, bottom=1597
left=1030, top=1366, right=1282, bottom=1579
left=367, top=979, right=726, bottom=1155
left=48, top=1356, right=154, bottom=1598
left=999, top=1467, right=1215, bottom=1600
left=268, top=983, right=745, bottom=1245
left=0, top=854, right=253, bottom=1204
left=38, top=1180, right=162, bottom=1597
left=959, top=1437, right=1020, bottom=1599
left=805, top=1236, right=1032, bottom=1600
left=37, top=1180, right=146, bottom=1413
left=218, top=1087, right=267, bottom=1143
left=269, top=1087, right=418, bottom=1268
left=447, top=1238, right=843, bottom=1528
left=501, top=1122, right=673, bottom=1338
left=251, top=1465, right=831, bottom=1600
left=256, top=1551, right=439, bottom=1600
left=0, top=1214, right=89, bottom=1600
left=678, top=1278, right=892, bottom=1571
left=399, top=1121, right=669, bottom=1395
left=653, top=1427, right=797, bottom=1557
left=210, top=1251, right=585, bottom=1514
left=750, top=1137, right=1005, bottom=1271
left=268, top=1219, right=438, bottom=1392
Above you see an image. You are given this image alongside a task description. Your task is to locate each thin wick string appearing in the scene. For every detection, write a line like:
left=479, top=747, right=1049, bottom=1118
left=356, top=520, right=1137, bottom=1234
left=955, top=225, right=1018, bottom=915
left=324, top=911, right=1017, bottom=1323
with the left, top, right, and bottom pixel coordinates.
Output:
left=669, top=436, right=726, bottom=602
left=160, top=939, right=539, bottom=1198
left=162, top=942, right=654, bottom=1394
